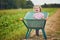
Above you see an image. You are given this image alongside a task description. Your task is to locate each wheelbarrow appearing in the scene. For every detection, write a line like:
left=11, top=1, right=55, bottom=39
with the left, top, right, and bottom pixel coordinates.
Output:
left=21, top=12, right=48, bottom=40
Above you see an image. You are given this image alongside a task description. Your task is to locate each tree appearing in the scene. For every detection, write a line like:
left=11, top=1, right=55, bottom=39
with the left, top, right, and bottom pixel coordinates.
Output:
left=0, top=0, right=26, bottom=9
left=9, top=0, right=26, bottom=8
left=24, top=0, right=34, bottom=8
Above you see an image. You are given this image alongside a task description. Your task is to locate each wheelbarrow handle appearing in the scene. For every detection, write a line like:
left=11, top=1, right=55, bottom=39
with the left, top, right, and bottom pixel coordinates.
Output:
left=20, top=18, right=28, bottom=29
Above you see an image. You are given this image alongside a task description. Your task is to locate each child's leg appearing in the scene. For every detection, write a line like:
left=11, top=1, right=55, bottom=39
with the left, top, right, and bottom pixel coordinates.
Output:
left=36, top=29, right=39, bottom=36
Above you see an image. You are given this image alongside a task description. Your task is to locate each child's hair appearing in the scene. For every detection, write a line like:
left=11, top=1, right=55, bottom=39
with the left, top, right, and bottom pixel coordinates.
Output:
left=33, top=5, right=42, bottom=12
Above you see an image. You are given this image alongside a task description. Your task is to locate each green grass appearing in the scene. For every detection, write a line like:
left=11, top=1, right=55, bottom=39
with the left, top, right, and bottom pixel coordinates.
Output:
left=42, top=8, right=57, bottom=16
left=0, top=8, right=57, bottom=40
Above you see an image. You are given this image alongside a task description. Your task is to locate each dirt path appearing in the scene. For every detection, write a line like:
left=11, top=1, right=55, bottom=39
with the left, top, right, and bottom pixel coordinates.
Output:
left=23, top=9, right=60, bottom=40
left=45, top=9, right=60, bottom=40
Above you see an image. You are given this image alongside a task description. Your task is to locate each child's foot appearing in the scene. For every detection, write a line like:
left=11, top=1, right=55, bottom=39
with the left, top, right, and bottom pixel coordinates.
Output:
left=36, top=30, right=39, bottom=36
left=36, top=33, right=39, bottom=36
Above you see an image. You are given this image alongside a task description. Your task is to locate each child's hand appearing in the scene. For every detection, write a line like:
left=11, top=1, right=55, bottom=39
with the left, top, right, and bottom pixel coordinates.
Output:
left=20, top=18, right=23, bottom=21
left=42, top=16, right=44, bottom=18
left=46, top=18, right=48, bottom=21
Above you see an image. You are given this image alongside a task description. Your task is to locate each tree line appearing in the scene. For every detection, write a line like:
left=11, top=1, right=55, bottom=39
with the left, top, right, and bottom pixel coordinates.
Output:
left=42, top=3, right=60, bottom=8
left=1, top=0, right=60, bottom=9
left=0, top=0, right=34, bottom=9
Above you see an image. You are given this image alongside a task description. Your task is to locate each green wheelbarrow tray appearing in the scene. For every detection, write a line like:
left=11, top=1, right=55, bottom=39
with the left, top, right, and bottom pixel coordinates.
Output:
left=22, top=11, right=49, bottom=40
left=23, top=19, right=46, bottom=29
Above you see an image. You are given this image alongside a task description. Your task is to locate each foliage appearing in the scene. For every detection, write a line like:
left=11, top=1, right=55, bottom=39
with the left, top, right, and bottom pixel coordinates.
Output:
left=0, top=0, right=26, bottom=9
left=24, top=0, right=34, bottom=8
left=42, top=3, right=60, bottom=8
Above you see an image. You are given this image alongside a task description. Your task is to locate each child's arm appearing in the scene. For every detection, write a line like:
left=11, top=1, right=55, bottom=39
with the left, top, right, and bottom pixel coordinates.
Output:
left=45, top=17, right=48, bottom=20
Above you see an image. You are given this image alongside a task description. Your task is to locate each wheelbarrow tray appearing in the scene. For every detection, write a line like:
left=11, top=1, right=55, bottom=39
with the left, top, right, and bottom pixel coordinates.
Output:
left=23, top=19, right=46, bottom=29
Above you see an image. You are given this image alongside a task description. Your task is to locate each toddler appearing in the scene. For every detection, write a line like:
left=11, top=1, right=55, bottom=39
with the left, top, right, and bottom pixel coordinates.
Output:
left=33, top=5, right=44, bottom=36
left=33, top=5, right=44, bottom=19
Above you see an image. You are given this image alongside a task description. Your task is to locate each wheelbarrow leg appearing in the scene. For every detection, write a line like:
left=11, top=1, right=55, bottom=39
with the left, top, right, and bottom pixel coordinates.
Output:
left=42, top=29, right=47, bottom=40
left=26, top=29, right=32, bottom=40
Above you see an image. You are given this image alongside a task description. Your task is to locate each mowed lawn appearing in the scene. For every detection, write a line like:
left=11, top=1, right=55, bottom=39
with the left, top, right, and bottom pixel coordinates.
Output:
left=0, top=8, right=57, bottom=40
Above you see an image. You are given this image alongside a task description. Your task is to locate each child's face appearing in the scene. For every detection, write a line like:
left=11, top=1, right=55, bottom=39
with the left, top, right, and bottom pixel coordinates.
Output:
left=33, top=6, right=40, bottom=13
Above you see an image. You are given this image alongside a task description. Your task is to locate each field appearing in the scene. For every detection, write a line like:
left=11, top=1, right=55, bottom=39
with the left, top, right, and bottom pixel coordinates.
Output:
left=0, top=8, right=57, bottom=40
